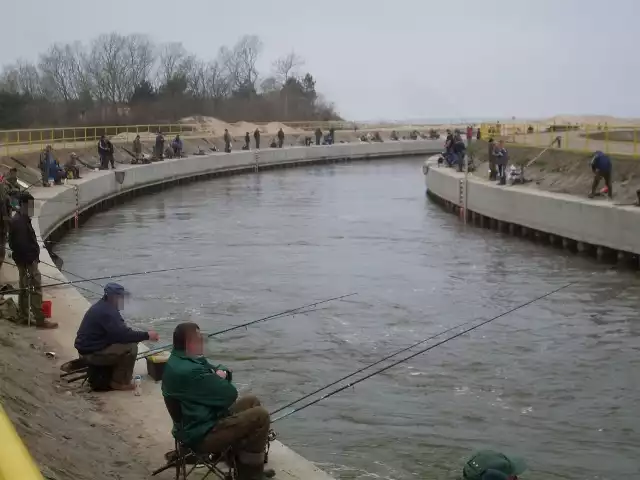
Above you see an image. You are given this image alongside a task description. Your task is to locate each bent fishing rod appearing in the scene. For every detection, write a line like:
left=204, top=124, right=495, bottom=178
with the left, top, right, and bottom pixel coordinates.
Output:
left=1, top=262, right=223, bottom=296
left=270, top=279, right=578, bottom=422
left=270, top=311, right=486, bottom=416
left=63, top=293, right=356, bottom=380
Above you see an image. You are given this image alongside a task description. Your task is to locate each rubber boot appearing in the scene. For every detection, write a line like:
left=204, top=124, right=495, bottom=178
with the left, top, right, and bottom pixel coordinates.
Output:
left=236, top=451, right=275, bottom=480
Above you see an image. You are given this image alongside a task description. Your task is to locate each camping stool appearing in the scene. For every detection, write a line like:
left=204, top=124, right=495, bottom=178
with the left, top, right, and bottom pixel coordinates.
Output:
left=152, top=396, right=237, bottom=479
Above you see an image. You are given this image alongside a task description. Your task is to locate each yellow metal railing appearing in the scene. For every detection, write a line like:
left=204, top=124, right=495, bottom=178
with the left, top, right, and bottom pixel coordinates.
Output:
left=0, top=405, right=44, bottom=480
left=479, top=122, right=640, bottom=158
left=0, top=123, right=198, bottom=157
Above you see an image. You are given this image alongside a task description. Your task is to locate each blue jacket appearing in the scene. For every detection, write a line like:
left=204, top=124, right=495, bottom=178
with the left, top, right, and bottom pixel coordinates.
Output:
left=591, top=151, right=611, bottom=173
left=74, top=298, right=149, bottom=354
left=41, top=152, right=57, bottom=179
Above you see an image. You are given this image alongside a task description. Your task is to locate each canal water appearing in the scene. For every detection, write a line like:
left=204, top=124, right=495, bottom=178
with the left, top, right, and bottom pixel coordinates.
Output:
left=55, top=158, right=639, bottom=479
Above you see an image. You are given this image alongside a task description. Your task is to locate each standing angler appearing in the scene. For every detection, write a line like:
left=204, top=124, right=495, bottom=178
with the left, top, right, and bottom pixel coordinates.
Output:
left=98, top=136, right=110, bottom=170
left=588, top=150, right=613, bottom=199
left=277, top=128, right=285, bottom=148
left=254, top=128, right=261, bottom=149
left=8, top=192, right=58, bottom=329
left=224, top=129, right=232, bottom=153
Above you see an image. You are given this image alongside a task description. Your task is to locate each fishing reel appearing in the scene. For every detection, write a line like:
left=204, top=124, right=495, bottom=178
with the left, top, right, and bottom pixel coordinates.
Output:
left=265, top=429, right=277, bottom=464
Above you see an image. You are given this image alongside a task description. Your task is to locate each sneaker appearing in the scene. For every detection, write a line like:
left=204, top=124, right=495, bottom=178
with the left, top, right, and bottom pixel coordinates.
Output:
left=36, top=320, right=59, bottom=329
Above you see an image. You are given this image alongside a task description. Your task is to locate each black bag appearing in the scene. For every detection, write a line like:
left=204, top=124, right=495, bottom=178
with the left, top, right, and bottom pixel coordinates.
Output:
left=87, top=364, right=114, bottom=391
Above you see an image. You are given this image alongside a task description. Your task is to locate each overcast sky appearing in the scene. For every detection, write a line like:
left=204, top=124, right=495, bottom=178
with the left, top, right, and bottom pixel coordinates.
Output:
left=1, top=0, right=637, bottom=121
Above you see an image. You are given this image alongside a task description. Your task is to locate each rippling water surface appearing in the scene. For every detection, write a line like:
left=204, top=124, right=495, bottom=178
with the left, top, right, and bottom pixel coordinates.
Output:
left=55, top=158, right=640, bottom=480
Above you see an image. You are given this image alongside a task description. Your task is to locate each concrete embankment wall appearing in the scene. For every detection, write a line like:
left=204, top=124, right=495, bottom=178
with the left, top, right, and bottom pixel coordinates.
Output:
left=424, top=159, right=640, bottom=262
left=20, top=141, right=439, bottom=480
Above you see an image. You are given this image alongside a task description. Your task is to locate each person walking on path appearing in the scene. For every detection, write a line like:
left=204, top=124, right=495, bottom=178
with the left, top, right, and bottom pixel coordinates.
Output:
left=315, top=127, right=322, bottom=145
left=277, top=128, right=285, bottom=148
left=589, top=150, right=613, bottom=199
left=8, top=192, right=58, bottom=329
left=466, top=125, right=473, bottom=145
left=253, top=128, right=261, bottom=149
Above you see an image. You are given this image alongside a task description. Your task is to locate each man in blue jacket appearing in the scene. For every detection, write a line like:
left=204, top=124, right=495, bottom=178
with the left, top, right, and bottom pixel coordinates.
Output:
left=74, top=283, right=159, bottom=390
left=589, top=150, right=613, bottom=199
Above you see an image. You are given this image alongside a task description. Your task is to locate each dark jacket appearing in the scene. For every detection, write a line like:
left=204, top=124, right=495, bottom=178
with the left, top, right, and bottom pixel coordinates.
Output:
left=9, top=212, right=39, bottom=265
left=162, top=350, right=237, bottom=448
left=591, top=151, right=612, bottom=173
left=74, top=298, right=149, bottom=354
left=98, top=139, right=109, bottom=155
left=253, top=129, right=260, bottom=139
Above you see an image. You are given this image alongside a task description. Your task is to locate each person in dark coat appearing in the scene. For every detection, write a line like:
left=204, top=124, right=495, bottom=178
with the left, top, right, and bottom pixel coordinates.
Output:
left=155, top=131, right=165, bottom=160
left=244, top=132, right=251, bottom=150
left=589, top=150, right=613, bottom=198
left=253, top=128, right=261, bottom=149
left=74, top=283, right=159, bottom=390
left=277, top=128, right=285, bottom=148
left=98, top=136, right=110, bottom=170
left=315, top=128, right=322, bottom=145
left=492, top=139, right=508, bottom=185
left=106, top=138, right=116, bottom=169
left=8, top=193, right=58, bottom=329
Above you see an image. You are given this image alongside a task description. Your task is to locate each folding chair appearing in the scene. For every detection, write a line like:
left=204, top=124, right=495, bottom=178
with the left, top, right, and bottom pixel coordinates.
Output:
left=152, top=396, right=236, bottom=480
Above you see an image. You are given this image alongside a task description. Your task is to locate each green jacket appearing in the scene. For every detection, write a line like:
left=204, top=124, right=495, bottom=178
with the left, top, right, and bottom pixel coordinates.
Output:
left=161, top=349, right=237, bottom=448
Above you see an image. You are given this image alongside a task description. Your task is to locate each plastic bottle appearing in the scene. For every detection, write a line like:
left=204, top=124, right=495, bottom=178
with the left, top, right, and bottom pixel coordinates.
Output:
left=134, top=375, right=142, bottom=396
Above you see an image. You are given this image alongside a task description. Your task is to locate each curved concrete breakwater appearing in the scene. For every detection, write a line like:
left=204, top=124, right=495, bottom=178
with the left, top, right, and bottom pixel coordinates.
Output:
left=25, top=141, right=440, bottom=479
left=424, top=156, right=640, bottom=262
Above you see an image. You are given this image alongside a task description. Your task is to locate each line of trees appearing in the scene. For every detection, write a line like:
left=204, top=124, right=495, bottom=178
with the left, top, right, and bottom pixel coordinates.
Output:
left=0, top=33, right=341, bottom=130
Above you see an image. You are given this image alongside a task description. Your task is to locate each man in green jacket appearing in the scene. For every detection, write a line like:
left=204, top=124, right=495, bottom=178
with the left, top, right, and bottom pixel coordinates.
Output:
left=162, top=322, right=274, bottom=480
left=462, top=450, right=527, bottom=480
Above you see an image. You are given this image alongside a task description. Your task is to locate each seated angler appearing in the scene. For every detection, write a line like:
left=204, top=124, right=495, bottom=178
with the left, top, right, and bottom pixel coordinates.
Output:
left=74, top=283, right=159, bottom=390
left=162, top=322, right=275, bottom=480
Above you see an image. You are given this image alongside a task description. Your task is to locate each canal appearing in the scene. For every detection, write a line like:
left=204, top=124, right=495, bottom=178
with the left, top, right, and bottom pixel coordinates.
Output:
left=55, top=157, right=640, bottom=479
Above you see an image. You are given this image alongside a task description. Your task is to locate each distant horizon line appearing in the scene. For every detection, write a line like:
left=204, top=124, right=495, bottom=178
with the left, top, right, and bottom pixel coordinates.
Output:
left=349, top=115, right=640, bottom=124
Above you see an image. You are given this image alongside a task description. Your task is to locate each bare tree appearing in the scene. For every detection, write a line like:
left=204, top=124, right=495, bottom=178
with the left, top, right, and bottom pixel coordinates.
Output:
left=124, top=34, right=156, bottom=93
left=157, top=42, right=195, bottom=87
left=39, top=44, right=81, bottom=102
left=272, top=51, right=305, bottom=86
left=221, top=35, right=263, bottom=92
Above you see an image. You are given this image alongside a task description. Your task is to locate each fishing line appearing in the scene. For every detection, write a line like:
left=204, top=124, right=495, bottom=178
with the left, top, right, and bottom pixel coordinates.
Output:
left=65, top=294, right=356, bottom=379
left=269, top=314, right=484, bottom=416
left=0, top=262, right=222, bottom=296
left=271, top=279, right=579, bottom=422
left=140, top=293, right=357, bottom=359
left=2, top=258, right=102, bottom=297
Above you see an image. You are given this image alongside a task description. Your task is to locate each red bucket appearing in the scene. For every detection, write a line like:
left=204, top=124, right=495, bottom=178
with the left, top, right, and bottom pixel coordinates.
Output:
left=41, top=300, right=52, bottom=319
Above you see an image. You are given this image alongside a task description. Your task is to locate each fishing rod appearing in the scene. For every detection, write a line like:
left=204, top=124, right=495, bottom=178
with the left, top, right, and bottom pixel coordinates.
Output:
left=3, top=258, right=102, bottom=298
left=270, top=279, right=578, bottom=422
left=0, top=262, right=222, bottom=296
left=269, top=312, right=485, bottom=416
left=140, top=292, right=357, bottom=359
left=64, top=294, right=356, bottom=380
